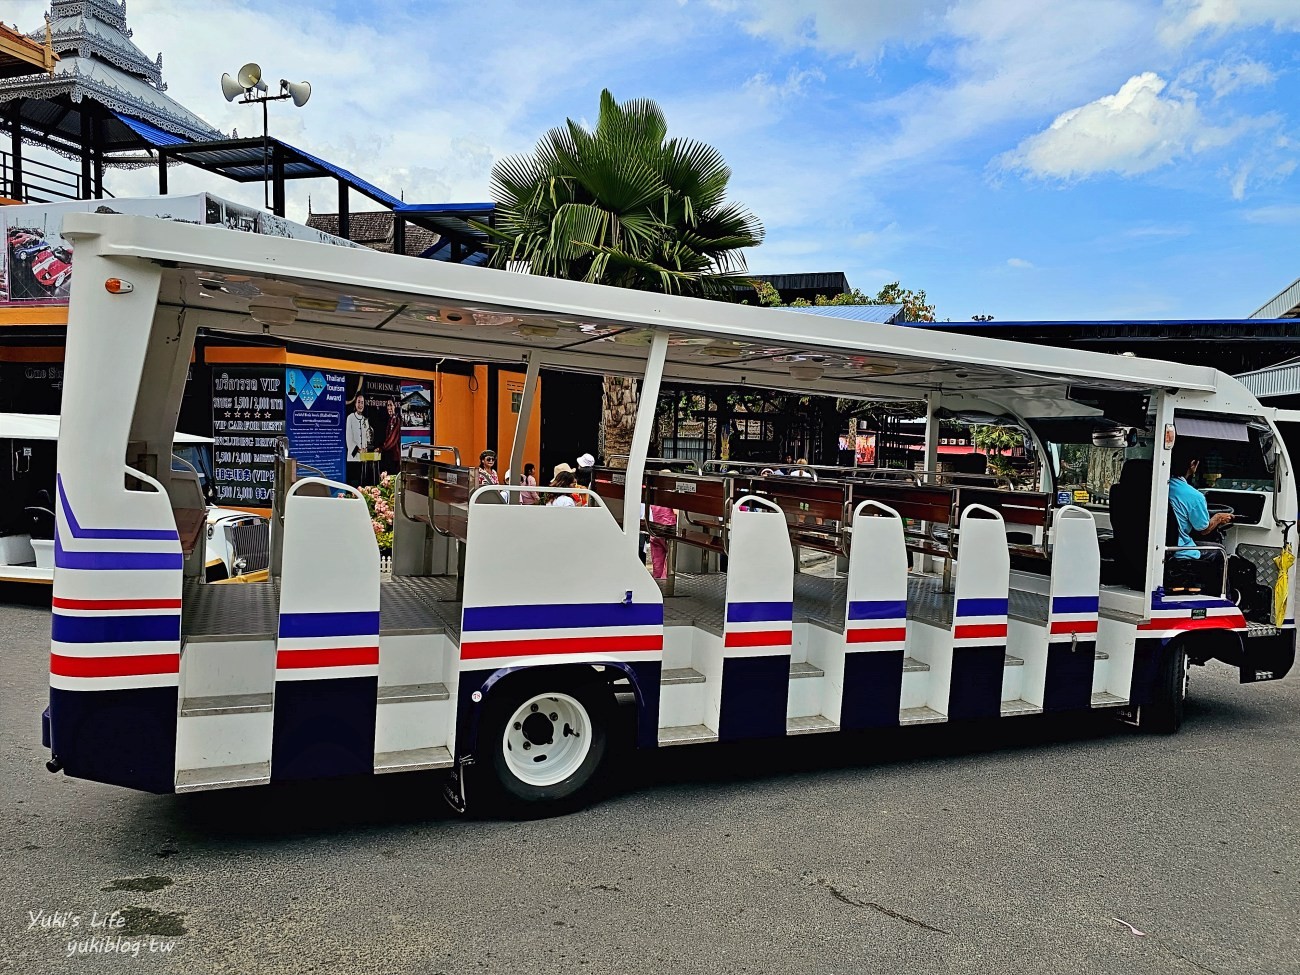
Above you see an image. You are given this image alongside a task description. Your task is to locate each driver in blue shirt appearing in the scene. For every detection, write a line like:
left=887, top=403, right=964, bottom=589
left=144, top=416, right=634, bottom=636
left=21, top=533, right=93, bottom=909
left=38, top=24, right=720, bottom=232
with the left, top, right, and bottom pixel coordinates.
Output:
left=1168, top=444, right=1232, bottom=591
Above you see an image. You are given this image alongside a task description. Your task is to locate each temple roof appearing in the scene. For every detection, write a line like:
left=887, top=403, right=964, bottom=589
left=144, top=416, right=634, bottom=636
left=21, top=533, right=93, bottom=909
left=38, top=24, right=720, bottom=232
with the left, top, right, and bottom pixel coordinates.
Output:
left=0, top=0, right=224, bottom=155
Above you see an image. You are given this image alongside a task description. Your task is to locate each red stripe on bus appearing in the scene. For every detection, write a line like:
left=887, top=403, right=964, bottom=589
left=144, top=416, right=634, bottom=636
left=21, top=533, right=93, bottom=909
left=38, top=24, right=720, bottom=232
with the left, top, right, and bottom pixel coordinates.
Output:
left=846, top=627, right=908, bottom=643
left=723, top=629, right=793, bottom=648
left=953, top=623, right=1007, bottom=640
left=1049, top=619, right=1098, bottom=635
left=276, top=646, right=380, bottom=669
left=460, top=634, right=663, bottom=660
left=51, top=596, right=182, bottom=611
left=1138, top=615, right=1246, bottom=632
left=50, top=652, right=179, bottom=678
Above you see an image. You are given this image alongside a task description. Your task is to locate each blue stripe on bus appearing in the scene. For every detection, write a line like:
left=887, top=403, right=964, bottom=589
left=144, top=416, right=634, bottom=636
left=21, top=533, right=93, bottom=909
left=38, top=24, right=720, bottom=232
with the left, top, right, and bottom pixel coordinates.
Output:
left=57, top=475, right=180, bottom=542
left=955, top=597, right=1008, bottom=618
left=725, top=601, right=794, bottom=623
left=847, top=599, right=907, bottom=621
left=1051, top=596, right=1099, bottom=614
left=278, top=611, right=381, bottom=639
left=52, top=612, right=180, bottom=644
left=462, top=602, right=664, bottom=632
left=54, top=537, right=183, bottom=571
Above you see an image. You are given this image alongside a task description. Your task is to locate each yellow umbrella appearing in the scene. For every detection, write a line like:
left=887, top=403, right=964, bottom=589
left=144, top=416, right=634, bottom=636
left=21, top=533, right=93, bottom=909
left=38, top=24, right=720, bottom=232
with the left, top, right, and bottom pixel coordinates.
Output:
left=1273, top=543, right=1296, bottom=627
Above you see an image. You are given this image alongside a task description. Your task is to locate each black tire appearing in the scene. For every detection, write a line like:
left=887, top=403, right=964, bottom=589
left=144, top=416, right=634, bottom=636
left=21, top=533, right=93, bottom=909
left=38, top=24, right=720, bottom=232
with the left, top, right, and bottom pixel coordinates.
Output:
left=473, top=670, right=611, bottom=815
left=1144, top=641, right=1188, bottom=734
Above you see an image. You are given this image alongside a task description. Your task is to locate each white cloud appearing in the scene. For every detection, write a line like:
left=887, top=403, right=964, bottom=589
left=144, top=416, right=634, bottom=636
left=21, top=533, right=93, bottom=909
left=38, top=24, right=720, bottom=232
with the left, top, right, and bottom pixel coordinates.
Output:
left=1006, top=257, right=1034, bottom=268
left=1242, top=205, right=1300, bottom=223
left=742, top=66, right=826, bottom=107
left=998, top=72, right=1245, bottom=179
left=1205, top=58, right=1275, bottom=98
left=1160, top=0, right=1300, bottom=46
left=849, top=0, right=1162, bottom=175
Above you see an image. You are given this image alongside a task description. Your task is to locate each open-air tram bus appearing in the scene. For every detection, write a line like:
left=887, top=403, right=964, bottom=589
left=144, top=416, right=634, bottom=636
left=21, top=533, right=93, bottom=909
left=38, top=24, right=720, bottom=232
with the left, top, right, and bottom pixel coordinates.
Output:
left=41, top=212, right=1296, bottom=812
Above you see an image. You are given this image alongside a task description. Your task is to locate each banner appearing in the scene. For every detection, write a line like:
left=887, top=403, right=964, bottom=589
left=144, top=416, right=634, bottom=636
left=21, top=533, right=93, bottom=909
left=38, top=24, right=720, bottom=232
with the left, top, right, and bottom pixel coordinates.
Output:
left=400, top=383, right=431, bottom=445
left=285, top=368, right=346, bottom=483
left=210, top=367, right=285, bottom=507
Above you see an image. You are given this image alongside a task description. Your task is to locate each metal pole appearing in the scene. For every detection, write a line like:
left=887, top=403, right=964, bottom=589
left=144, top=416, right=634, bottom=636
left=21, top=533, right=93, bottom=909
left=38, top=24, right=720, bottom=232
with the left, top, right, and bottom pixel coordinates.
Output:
left=261, top=96, right=269, bottom=209
left=506, top=351, right=541, bottom=504
left=622, top=332, right=669, bottom=551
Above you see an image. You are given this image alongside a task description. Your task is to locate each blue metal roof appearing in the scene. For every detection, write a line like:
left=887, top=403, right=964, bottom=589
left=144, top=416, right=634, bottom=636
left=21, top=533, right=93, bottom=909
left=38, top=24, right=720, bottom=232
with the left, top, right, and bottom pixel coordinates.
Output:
left=786, top=304, right=906, bottom=324
left=283, top=139, right=402, bottom=209
left=112, top=111, right=189, bottom=147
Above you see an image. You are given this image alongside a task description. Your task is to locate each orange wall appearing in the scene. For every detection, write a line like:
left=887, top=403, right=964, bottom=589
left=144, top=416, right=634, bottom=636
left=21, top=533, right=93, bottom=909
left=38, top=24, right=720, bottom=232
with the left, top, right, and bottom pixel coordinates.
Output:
left=496, top=367, right=542, bottom=480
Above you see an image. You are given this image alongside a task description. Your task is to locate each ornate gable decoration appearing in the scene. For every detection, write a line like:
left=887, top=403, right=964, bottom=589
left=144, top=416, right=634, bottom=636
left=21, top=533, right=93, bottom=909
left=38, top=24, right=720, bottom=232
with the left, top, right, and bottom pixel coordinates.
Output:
left=43, top=0, right=164, bottom=89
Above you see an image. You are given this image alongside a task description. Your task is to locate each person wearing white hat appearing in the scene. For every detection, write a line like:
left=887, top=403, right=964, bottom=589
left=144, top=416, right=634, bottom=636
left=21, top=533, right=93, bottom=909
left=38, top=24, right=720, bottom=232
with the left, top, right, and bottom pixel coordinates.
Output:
left=577, top=452, right=595, bottom=468
left=552, top=461, right=576, bottom=481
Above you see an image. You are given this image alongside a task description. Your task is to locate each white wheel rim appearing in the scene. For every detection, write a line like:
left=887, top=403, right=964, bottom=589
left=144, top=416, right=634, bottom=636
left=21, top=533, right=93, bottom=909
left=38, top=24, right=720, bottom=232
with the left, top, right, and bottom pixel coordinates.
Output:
left=501, top=692, right=592, bottom=787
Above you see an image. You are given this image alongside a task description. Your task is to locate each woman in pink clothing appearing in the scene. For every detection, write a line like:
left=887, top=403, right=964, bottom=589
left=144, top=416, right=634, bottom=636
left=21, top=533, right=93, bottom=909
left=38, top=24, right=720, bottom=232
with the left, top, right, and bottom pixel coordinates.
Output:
left=648, top=471, right=677, bottom=579
left=520, top=463, right=539, bottom=505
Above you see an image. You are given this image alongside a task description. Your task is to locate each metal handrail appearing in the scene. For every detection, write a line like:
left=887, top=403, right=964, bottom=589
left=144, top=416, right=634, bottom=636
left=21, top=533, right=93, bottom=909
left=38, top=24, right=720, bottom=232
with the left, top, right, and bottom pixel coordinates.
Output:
left=402, top=442, right=462, bottom=465
left=700, top=458, right=821, bottom=481
left=611, top=454, right=702, bottom=474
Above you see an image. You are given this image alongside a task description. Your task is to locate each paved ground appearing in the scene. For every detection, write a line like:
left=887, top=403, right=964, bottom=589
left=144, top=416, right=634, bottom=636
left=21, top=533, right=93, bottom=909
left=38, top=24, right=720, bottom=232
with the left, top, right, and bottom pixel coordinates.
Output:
left=3, top=588, right=1298, bottom=974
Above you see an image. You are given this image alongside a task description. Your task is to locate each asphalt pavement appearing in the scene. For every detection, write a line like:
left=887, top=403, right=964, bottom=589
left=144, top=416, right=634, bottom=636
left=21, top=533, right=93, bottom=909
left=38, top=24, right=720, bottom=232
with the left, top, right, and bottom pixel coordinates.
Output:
left=3, top=589, right=1298, bottom=975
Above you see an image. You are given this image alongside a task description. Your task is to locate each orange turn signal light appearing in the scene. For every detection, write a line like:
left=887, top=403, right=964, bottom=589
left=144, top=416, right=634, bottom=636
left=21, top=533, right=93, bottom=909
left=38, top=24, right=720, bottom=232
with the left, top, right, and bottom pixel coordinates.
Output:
left=104, top=278, right=134, bottom=294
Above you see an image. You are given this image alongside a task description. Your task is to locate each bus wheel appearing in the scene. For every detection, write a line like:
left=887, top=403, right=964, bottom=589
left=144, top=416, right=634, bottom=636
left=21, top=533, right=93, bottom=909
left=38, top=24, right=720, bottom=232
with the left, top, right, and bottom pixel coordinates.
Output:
left=478, top=673, right=611, bottom=813
left=1144, top=642, right=1188, bottom=735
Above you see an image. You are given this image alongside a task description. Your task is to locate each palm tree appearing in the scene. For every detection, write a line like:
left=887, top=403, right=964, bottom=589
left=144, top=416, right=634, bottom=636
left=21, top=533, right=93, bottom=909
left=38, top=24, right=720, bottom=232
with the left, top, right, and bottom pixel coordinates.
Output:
left=477, top=90, right=764, bottom=459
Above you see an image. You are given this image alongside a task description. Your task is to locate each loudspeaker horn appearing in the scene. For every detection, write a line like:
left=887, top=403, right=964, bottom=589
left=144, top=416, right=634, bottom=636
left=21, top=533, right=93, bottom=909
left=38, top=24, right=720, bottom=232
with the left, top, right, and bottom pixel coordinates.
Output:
left=284, top=80, right=311, bottom=107
left=236, top=62, right=264, bottom=91
left=220, top=72, right=244, bottom=102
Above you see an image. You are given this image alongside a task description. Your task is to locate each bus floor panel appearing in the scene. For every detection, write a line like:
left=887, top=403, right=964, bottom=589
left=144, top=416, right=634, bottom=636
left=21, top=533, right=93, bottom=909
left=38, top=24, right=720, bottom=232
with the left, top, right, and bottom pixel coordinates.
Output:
left=379, top=575, right=462, bottom=640
left=182, top=577, right=279, bottom=640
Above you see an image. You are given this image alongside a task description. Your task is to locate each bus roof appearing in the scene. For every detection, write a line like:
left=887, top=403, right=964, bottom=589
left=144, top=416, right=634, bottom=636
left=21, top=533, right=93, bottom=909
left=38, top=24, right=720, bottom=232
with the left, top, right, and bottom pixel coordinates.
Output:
left=63, top=212, right=1222, bottom=409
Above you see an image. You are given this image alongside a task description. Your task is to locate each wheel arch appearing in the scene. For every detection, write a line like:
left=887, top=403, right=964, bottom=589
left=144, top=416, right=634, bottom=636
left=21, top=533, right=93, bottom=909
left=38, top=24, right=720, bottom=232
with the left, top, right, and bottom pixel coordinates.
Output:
left=456, top=660, right=648, bottom=759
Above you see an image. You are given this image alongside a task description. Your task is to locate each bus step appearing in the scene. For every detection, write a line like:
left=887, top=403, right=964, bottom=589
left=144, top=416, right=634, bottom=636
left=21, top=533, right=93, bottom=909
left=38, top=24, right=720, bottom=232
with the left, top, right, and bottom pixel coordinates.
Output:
left=175, top=761, right=270, bottom=793
left=786, top=714, right=838, bottom=735
left=1004, top=654, right=1025, bottom=667
left=377, top=682, right=449, bottom=704
left=789, top=661, right=824, bottom=679
left=658, top=724, right=719, bottom=746
left=179, top=693, right=273, bottom=718
left=374, top=746, right=453, bottom=774
left=1094, top=649, right=1109, bottom=660
left=899, top=706, right=947, bottom=726
left=902, top=656, right=930, bottom=673
left=1000, top=699, right=1043, bottom=717
left=1091, top=692, right=1128, bottom=708
left=661, top=668, right=705, bottom=685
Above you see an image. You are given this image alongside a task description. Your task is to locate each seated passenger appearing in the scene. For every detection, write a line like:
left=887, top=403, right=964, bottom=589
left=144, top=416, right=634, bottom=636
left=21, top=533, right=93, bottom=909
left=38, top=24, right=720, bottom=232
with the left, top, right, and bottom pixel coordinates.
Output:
left=1167, top=445, right=1232, bottom=593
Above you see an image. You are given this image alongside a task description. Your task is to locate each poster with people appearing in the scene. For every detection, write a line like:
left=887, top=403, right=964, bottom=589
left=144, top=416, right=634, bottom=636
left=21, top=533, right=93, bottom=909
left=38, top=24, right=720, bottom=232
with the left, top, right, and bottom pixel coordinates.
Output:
left=344, top=375, right=402, bottom=486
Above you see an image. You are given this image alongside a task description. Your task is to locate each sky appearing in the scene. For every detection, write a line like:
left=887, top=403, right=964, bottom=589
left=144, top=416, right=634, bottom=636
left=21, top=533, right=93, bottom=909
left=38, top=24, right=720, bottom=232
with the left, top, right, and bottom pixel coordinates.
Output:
left=7, top=0, right=1300, bottom=321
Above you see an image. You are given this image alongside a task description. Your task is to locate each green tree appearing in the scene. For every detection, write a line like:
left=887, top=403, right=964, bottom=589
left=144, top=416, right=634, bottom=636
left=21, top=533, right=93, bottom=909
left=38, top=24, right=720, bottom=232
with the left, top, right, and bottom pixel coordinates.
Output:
left=754, top=281, right=936, bottom=321
left=479, top=89, right=763, bottom=298
left=971, top=424, right=1023, bottom=480
left=479, top=90, right=764, bottom=459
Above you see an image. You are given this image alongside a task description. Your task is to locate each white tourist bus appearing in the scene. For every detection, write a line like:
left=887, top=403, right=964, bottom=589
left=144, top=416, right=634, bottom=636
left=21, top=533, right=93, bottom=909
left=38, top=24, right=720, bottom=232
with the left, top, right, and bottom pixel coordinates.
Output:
left=40, top=212, right=1296, bottom=812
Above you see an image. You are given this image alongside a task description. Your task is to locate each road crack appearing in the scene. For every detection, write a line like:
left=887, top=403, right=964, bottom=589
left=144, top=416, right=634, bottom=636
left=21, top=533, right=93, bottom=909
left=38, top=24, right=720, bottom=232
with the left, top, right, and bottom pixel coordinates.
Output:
left=815, top=878, right=949, bottom=934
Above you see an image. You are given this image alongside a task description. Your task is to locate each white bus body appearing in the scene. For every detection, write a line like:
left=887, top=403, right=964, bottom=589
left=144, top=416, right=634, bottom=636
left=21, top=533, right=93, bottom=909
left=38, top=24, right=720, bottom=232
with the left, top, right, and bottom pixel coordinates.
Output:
left=40, top=213, right=1297, bottom=811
